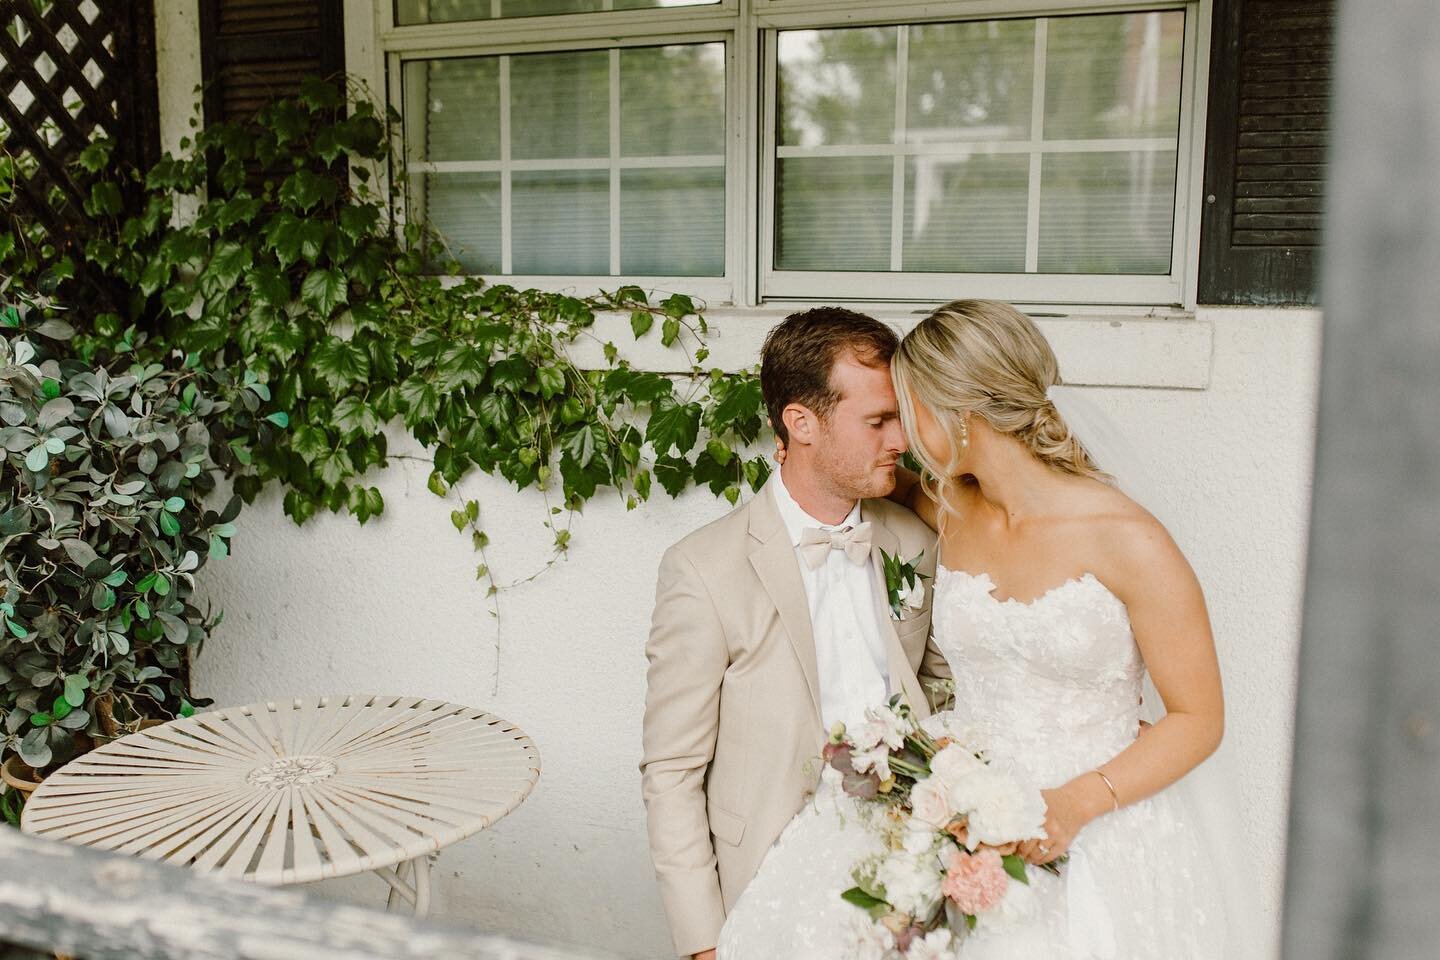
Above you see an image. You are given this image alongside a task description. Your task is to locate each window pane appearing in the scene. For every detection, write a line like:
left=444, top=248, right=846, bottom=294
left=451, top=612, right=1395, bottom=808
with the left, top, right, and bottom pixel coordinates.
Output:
left=621, top=168, right=725, bottom=275
left=905, top=20, right=1034, bottom=143
left=510, top=50, right=610, bottom=160
left=1038, top=151, right=1177, bottom=273
left=620, top=45, right=725, bottom=156
left=403, top=59, right=500, bottom=162
left=421, top=173, right=503, bottom=273
left=1044, top=12, right=1185, bottom=140
left=777, top=28, right=897, bottom=147
left=395, top=0, right=718, bottom=25
left=903, top=155, right=1028, bottom=273
left=775, top=157, right=891, bottom=271
left=512, top=170, right=610, bottom=274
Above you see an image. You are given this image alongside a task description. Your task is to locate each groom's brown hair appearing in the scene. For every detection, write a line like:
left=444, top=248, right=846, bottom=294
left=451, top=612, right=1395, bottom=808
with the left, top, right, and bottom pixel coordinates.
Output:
left=761, top=307, right=899, bottom=446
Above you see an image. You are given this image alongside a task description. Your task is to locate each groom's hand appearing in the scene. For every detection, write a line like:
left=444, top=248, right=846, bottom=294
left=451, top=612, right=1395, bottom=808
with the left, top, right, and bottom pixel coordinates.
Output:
left=693, top=950, right=717, bottom=960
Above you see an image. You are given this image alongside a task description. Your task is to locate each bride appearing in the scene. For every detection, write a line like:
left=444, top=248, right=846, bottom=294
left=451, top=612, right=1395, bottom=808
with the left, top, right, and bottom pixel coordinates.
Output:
left=718, top=300, right=1244, bottom=959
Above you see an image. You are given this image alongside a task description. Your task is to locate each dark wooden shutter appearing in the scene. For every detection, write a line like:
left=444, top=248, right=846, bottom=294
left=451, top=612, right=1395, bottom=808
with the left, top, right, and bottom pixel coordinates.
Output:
left=197, top=0, right=345, bottom=126
left=1198, top=0, right=1334, bottom=305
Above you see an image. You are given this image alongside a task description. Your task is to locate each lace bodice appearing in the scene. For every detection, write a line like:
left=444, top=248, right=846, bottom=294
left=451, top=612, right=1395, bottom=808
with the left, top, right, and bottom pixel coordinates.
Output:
left=932, top=567, right=1145, bottom=788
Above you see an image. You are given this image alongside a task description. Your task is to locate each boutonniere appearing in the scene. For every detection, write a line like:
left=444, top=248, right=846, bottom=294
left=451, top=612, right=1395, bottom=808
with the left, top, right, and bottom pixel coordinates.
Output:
left=881, top=549, right=928, bottom=620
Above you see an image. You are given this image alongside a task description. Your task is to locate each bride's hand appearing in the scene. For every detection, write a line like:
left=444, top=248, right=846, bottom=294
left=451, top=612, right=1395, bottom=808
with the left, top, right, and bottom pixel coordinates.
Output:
left=1020, top=786, right=1094, bottom=865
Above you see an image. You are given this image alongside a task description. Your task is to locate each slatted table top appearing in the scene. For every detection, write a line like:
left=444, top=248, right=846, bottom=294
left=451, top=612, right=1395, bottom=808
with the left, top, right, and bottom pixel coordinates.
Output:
left=21, top=694, right=541, bottom=885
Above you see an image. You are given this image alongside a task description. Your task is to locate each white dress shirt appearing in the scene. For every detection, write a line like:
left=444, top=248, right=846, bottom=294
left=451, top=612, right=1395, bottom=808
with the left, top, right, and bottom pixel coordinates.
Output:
left=772, top=472, right=890, bottom=733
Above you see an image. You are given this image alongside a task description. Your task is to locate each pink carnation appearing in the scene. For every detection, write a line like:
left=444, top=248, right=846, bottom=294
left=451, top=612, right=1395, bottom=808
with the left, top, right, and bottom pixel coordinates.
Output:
left=941, top=847, right=1009, bottom=914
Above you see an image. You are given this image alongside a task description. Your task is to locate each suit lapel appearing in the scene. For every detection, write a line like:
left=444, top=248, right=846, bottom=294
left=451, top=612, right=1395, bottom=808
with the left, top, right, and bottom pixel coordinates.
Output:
left=862, top=502, right=931, bottom=718
left=748, top=481, right=823, bottom=726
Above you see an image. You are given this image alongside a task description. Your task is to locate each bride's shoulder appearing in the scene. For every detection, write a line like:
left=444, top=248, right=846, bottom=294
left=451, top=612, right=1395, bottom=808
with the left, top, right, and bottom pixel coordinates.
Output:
left=1078, top=484, right=1193, bottom=593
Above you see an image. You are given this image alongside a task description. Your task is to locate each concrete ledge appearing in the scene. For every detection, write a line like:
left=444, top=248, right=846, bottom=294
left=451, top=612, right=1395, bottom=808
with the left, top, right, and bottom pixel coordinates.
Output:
left=572, top=307, right=1216, bottom=389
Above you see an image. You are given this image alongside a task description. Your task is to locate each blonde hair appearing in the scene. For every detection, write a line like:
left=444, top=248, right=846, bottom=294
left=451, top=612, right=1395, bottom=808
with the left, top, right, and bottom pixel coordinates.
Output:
left=891, top=299, right=1108, bottom=517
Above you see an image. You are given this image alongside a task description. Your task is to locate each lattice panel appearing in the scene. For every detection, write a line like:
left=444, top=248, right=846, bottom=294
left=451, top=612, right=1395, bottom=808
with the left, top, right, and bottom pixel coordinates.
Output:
left=0, top=1, right=157, bottom=261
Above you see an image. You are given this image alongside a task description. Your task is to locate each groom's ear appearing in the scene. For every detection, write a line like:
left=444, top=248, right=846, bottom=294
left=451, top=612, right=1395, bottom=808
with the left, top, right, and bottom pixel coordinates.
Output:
left=782, top=403, right=820, bottom=447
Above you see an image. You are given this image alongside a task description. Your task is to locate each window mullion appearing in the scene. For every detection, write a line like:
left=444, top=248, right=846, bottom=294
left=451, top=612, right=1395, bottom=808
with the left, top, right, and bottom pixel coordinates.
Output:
left=500, top=55, right=513, bottom=275
left=889, top=26, right=909, bottom=273
left=1024, top=18, right=1049, bottom=275
left=609, top=48, right=622, bottom=277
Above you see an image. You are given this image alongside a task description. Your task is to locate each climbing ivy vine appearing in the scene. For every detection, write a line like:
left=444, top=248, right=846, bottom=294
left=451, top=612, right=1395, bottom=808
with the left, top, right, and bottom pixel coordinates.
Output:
left=1, top=78, right=772, bottom=604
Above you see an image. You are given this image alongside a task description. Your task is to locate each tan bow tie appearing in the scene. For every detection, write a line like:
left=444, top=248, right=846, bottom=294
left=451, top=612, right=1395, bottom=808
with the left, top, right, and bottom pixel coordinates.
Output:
left=797, top=522, right=873, bottom=569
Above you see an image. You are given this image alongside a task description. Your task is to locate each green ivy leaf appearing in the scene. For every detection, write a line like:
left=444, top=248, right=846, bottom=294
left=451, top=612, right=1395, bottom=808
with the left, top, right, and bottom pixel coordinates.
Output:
left=310, top=337, right=371, bottom=393
left=291, top=425, right=330, bottom=463
left=334, top=396, right=382, bottom=436
left=645, top=398, right=702, bottom=457
left=300, top=267, right=348, bottom=316
left=630, top=310, right=653, bottom=338
left=654, top=455, right=691, bottom=497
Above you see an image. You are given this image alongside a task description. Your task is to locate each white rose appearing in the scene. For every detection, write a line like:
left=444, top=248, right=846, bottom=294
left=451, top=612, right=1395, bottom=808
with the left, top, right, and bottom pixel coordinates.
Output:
left=901, top=820, right=938, bottom=855
left=905, top=928, right=955, bottom=960
left=949, top=766, right=1046, bottom=848
left=908, top=775, right=955, bottom=829
left=899, top=576, right=925, bottom=613
left=875, top=851, right=943, bottom=919
left=928, top=744, right=986, bottom=789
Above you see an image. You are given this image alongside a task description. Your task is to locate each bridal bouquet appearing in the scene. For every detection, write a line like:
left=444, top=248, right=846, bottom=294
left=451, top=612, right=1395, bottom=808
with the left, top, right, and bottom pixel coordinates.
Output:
left=823, top=698, right=1059, bottom=957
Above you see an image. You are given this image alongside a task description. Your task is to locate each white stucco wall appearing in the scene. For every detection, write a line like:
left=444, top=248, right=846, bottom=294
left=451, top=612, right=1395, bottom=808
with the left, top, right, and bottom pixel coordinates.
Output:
left=193, top=306, right=1321, bottom=958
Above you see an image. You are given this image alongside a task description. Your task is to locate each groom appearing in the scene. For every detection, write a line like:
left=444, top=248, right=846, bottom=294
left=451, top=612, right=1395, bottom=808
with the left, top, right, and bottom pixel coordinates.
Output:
left=641, top=308, right=950, bottom=958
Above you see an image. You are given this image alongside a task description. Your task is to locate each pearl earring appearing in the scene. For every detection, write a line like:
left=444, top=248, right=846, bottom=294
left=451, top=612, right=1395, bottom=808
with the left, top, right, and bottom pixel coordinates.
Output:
left=957, top=415, right=970, bottom=450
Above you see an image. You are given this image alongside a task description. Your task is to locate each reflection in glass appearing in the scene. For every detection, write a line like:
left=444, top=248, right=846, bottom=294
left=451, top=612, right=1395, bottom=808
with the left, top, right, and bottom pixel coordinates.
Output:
left=1038, top=151, right=1176, bottom=274
left=420, top=174, right=503, bottom=273
left=905, top=20, right=1034, bottom=143
left=403, top=59, right=501, bottom=163
left=620, top=45, right=725, bottom=156
left=1044, top=12, right=1184, bottom=140
left=621, top=168, right=725, bottom=275
left=903, top=155, right=1028, bottom=273
left=395, top=0, right=718, bottom=25
left=512, top=170, right=610, bottom=274
left=777, top=28, right=897, bottom=147
left=776, top=158, right=891, bottom=271
left=510, top=51, right=610, bottom=159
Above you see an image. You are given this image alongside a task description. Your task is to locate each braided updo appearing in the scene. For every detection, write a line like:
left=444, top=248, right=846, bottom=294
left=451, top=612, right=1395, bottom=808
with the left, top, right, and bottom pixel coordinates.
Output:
left=892, top=299, right=1107, bottom=511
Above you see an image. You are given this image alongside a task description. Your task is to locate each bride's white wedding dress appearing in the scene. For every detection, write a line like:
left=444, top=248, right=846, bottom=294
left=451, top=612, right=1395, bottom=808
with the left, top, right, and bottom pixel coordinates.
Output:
left=717, top=566, right=1229, bottom=960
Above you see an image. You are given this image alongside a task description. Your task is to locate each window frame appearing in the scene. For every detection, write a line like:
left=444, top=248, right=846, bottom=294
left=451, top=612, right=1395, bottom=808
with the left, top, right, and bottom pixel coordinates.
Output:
left=370, top=0, right=1211, bottom=309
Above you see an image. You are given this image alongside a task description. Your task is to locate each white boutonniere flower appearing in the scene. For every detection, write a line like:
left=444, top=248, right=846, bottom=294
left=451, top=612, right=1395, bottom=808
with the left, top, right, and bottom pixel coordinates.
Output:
left=881, top=549, right=928, bottom=620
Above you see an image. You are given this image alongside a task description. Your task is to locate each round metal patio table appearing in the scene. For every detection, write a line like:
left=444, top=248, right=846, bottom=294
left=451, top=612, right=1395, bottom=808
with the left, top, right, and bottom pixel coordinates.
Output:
left=21, top=694, right=541, bottom=916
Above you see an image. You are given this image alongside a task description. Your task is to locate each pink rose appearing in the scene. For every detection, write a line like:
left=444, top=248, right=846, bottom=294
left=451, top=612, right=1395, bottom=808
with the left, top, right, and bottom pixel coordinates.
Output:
left=941, top=847, right=1009, bottom=914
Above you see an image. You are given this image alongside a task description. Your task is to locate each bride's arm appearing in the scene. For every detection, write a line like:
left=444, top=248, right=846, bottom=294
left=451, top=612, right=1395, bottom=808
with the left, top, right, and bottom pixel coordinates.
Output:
left=887, top=464, right=941, bottom=531
left=1020, top=516, right=1224, bottom=864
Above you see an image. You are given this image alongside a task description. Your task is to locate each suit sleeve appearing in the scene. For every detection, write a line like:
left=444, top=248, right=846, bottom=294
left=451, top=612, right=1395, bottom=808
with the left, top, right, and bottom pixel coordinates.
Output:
left=640, top=544, right=729, bottom=957
left=913, top=527, right=955, bottom=711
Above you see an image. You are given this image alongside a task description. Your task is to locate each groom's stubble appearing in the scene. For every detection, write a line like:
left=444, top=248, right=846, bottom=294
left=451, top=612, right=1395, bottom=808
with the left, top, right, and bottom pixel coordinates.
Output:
left=790, top=355, right=907, bottom=507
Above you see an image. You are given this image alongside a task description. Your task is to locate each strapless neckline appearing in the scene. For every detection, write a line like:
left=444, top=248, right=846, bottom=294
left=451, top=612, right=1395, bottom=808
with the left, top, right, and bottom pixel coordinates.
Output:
left=936, top=565, right=1116, bottom=609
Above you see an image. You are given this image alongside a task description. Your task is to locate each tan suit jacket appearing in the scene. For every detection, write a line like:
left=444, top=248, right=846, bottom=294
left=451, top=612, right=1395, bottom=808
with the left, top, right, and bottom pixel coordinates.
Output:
left=640, top=478, right=949, bottom=956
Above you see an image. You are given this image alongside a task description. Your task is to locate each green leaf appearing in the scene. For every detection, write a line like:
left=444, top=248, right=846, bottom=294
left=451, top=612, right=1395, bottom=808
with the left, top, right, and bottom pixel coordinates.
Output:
left=1002, top=854, right=1030, bottom=885
left=24, top=445, right=48, bottom=472
left=310, top=337, right=371, bottom=393
left=5, top=618, right=27, bottom=639
left=29, top=712, right=52, bottom=728
left=630, top=310, right=654, bottom=338
left=51, top=696, right=72, bottom=721
left=63, top=675, right=88, bottom=708
left=180, top=699, right=196, bottom=718
left=661, top=316, right=681, bottom=347
left=314, top=447, right=355, bottom=487
left=334, top=396, right=382, bottom=436
left=300, top=267, right=348, bottom=316
left=536, top=365, right=566, bottom=399
left=840, top=886, right=887, bottom=911
left=159, top=510, right=181, bottom=537
left=645, top=398, right=702, bottom=457
left=164, top=497, right=186, bottom=513
left=265, top=411, right=290, bottom=429
left=654, top=455, right=691, bottom=497
left=153, top=573, right=172, bottom=597
left=291, top=425, right=329, bottom=463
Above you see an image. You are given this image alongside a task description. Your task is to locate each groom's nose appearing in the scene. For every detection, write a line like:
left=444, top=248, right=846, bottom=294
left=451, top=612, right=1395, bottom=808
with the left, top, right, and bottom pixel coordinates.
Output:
left=884, top=418, right=907, bottom=455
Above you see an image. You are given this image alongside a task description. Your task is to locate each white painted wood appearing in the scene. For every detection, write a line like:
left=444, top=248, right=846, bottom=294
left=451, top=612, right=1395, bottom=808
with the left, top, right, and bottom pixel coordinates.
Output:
left=21, top=695, right=541, bottom=893
left=0, top=827, right=605, bottom=960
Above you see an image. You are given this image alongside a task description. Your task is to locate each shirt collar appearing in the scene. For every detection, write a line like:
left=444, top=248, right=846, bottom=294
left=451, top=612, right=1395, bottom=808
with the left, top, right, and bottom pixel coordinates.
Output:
left=772, top=469, right=863, bottom=548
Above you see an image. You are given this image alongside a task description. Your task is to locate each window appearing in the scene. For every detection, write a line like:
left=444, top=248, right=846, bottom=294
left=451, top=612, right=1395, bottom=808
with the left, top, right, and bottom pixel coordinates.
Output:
left=383, top=1, right=1202, bottom=307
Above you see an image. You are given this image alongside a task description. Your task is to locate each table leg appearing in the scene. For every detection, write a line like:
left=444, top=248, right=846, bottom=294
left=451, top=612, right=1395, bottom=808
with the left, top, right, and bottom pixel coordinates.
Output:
left=377, top=854, right=435, bottom=917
